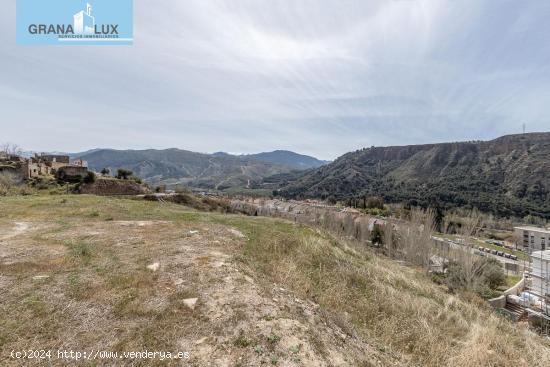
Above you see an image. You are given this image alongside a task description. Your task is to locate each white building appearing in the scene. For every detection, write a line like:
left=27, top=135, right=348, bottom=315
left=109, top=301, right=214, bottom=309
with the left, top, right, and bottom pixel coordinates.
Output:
left=514, top=226, right=550, bottom=251
left=74, top=3, right=95, bottom=35
left=530, top=250, right=550, bottom=299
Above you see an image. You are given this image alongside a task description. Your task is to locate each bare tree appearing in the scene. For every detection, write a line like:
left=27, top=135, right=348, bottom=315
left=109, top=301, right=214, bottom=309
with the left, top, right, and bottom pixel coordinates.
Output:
left=0, top=143, right=23, bottom=156
left=383, top=221, right=397, bottom=259
left=449, top=209, right=488, bottom=291
left=395, top=208, right=436, bottom=270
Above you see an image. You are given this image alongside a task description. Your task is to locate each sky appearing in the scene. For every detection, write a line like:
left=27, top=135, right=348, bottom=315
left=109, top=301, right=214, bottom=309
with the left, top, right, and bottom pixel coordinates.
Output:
left=1, top=0, right=550, bottom=160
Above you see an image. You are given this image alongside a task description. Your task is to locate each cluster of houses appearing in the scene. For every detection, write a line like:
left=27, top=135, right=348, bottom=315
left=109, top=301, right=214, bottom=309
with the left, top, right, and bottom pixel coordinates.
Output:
left=0, top=152, right=89, bottom=181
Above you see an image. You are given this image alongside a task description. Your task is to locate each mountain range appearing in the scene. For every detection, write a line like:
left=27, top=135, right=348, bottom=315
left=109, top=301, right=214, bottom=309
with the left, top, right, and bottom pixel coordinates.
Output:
left=74, top=149, right=327, bottom=190
left=274, top=133, right=550, bottom=219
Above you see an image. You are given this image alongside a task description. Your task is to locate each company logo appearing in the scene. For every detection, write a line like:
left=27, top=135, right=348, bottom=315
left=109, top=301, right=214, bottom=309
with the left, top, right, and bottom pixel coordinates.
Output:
left=17, top=0, right=133, bottom=45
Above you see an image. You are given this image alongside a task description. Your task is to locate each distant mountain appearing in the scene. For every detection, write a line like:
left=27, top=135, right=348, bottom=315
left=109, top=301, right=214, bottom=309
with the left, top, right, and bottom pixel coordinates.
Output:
left=21, top=149, right=103, bottom=159
left=244, top=150, right=329, bottom=170
left=275, top=133, right=550, bottom=219
left=77, top=148, right=323, bottom=190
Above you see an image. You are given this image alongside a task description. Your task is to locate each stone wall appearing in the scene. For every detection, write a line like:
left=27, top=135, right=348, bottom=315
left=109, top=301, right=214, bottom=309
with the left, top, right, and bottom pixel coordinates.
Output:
left=488, top=276, right=526, bottom=309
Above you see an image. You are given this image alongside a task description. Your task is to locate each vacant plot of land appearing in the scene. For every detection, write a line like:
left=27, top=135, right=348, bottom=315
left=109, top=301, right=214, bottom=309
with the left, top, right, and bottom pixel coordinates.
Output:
left=0, top=195, right=549, bottom=366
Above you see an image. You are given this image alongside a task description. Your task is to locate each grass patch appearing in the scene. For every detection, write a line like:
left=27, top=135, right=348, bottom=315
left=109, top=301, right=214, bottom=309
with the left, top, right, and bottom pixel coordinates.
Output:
left=66, top=240, right=93, bottom=264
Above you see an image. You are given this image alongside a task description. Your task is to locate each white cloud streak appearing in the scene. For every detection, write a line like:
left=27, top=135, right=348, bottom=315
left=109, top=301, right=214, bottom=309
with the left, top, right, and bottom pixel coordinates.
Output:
left=1, top=0, right=549, bottom=159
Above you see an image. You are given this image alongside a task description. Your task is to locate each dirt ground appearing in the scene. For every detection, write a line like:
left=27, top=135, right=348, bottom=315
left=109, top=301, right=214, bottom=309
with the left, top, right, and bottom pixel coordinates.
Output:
left=0, top=214, right=398, bottom=366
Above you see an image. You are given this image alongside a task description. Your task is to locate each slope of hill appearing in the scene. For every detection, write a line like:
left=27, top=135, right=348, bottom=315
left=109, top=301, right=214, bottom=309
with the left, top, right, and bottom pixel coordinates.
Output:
left=2, top=195, right=549, bottom=366
left=277, top=133, right=550, bottom=218
left=78, top=148, right=296, bottom=189
left=244, top=150, right=329, bottom=170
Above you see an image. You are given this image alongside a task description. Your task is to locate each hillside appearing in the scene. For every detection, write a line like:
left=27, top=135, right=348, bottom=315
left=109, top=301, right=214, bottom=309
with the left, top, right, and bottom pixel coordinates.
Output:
left=245, top=150, right=329, bottom=170
left=76, top=149, right=325, bottom=190
left=276, top=133, right=550, bottom=219
left=1, top=195, right=549, bottom=366
left=77, top=148, right=295, bottom=190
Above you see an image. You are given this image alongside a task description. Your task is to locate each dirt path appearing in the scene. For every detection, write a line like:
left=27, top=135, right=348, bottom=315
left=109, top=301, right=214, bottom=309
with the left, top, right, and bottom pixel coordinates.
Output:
left=0, top=222, right=30, bottom=241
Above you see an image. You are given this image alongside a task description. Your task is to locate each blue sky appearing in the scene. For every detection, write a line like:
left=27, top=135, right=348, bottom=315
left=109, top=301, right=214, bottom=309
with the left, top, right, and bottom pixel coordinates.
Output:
left=1, top=0, right=550, bottom=160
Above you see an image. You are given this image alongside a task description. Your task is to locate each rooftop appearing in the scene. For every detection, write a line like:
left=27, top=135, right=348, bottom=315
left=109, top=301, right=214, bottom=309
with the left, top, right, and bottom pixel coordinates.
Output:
left=515, top=226, right=550, bottom=233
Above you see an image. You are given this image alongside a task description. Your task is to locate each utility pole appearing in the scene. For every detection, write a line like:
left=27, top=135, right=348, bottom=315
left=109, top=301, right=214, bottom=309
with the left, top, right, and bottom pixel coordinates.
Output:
left=523, top=123, right=526, bottom=134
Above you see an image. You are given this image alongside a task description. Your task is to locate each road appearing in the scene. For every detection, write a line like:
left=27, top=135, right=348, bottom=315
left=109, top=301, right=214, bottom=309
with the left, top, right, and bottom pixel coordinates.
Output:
left=431, top=236, right=525, bottom=269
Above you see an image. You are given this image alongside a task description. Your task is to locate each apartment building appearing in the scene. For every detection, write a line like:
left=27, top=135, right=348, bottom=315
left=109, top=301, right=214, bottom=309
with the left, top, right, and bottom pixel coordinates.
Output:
left=515, top=226, right=550, bottom=252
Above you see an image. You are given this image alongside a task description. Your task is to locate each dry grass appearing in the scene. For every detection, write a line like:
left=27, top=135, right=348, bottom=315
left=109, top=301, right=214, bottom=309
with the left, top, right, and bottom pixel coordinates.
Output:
left=217, top=215, right=550, bottom=367
left=0, top=195, right=549, bottom=366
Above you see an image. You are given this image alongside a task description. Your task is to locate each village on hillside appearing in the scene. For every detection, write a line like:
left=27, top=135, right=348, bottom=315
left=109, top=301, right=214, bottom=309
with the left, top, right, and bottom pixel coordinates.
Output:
left=0, top=152, right=89, bottom=182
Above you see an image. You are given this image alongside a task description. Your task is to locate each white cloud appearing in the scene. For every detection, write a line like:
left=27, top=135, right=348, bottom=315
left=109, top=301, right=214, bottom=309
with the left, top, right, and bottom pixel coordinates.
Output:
left=0, top=0, right=549, bottom=160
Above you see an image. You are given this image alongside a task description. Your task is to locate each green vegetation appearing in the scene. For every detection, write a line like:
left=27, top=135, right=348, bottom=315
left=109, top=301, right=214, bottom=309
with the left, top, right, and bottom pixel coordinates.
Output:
left=277, top=133, right=550, bottom=219
left=444, top=258, right=506, bottom=299
left=83, top=171, right=96, bottom=184
left=116, top=168, right=133, bottom=180
left=77, top=148, right=301, bottom=190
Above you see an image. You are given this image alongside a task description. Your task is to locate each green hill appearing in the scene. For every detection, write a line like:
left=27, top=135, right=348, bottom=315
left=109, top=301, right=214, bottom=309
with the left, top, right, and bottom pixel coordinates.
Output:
left=78, top=148, right=294, bottom=190
left=276, top=133, right=550, bottom=218
left=77, top=149, right=327, bottom=190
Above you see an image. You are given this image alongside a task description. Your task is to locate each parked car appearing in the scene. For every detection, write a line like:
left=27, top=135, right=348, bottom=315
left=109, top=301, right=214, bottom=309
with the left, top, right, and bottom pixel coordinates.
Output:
left=491, top=250, right=497, bottom=255
left=484, top=248, right=491, bottom=253
left=497, top=251, right=504, bottom=257
left=510, top=255, right=518, bottom=261
left=504, top=253, right=511, bottom=259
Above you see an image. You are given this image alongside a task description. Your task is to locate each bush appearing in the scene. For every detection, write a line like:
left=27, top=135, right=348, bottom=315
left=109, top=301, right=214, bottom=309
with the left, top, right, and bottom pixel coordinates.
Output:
left=444, top=257, right=506, bottom=298
left=370, top=224, right=384, bottom=246
left=0, top=172, right=16, bottom=195
left=482, top=258, right=506, bottom=290
left=366, top=196, right=385, bottom=210
left=129, top=176, right=142, bottom=184
left=83, top=171, right=96, bottom=184
left=116, top=168, right=133, bottom=180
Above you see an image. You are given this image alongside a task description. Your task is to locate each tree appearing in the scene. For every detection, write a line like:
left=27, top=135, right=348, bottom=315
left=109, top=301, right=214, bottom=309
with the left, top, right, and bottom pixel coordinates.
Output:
left=116, top=168, right=133, bottom=180
left=482, top=258, right=506, bottom=290
left=100, top=168, right=110, bottom=176
left=395, top=208, right=436, bottom=270
left=366, top=196, right=384, bottom=210
left=0, top=143, right=22, bottom=156
left=370, top=225, right=384, bottom=246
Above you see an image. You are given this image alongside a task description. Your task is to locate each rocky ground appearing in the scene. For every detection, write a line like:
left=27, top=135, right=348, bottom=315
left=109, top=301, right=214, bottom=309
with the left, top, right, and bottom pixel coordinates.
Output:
left=0, top=199, right=398, bottom=366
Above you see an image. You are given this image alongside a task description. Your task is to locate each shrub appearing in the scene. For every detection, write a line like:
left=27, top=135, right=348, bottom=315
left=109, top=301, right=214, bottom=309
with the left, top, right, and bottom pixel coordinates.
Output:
left=445, top=257, right=506, bottom=298
left=370, top=225, right=384, bottom=246
left=0, top=172, right=16, bottom=195
left=116, top=168, right=133, bottom=180
left=83, top=171, right=96, bottom=184
left=130, top=176, right=142, bottom=184
left=365, top=196, right=385, bottom=210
